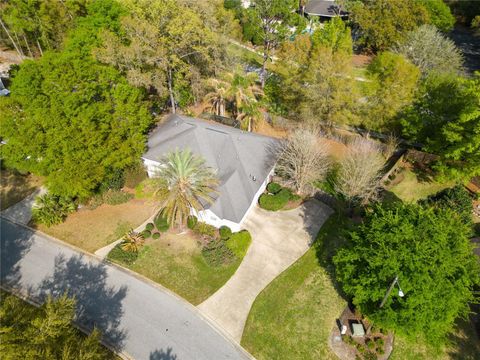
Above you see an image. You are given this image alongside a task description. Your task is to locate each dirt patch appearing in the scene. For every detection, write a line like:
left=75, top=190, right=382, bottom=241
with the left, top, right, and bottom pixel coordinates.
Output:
left=154, top=231, right=199, bottom=254
left=0, top=170, right=43, bottom=211
left=352, top=54, right=373, bottom=67
left=38, top=199, right=158, bottom=253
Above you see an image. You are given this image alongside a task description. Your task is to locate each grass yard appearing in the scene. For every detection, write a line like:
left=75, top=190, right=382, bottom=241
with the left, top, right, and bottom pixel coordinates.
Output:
left=242, top=213, right=480, bottom=360
left=0, top=169, right=43, bottom=210
left=242, top=214, right=347, bottom=360
left=387, top=166, right=454, bottom=203
left=37, top=199, right=157, bottom=253
left=108, top=232, right=244, bottom=305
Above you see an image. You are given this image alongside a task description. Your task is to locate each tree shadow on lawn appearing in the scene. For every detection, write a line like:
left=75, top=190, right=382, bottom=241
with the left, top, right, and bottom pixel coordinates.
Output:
left=313, top=211, right=352, bottom=302
left=446, top=306, right=480, bottom=360
left=38, top=253, right=128, bottom=351
left=0, top=170, right=38, bottom=211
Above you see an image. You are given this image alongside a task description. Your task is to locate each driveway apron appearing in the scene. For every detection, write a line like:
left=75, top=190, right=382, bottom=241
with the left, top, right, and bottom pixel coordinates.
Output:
left=198, top=200, right=333, bottom=341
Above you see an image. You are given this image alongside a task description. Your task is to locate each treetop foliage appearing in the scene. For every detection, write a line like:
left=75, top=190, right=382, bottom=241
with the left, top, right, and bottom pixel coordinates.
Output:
left=401, top=73, right=480, bottom=180
left=0, top=50, right=152, bottom=198
left=334, top=203, right=480, bottom=343
left=0, top=292, right=110, bottom=359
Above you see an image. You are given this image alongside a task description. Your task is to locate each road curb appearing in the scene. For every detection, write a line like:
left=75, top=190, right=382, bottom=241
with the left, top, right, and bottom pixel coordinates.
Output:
left=0, top=216, right=254, bottom=360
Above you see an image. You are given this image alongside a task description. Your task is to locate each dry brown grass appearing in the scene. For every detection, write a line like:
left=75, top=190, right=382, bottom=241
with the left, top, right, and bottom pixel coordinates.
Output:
left=37, top=199, right=157, bottom=253
left=0, top=169, right=43, bottom=210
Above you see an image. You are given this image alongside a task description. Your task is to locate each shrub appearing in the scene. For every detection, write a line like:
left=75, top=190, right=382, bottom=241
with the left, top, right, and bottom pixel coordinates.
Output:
left=124, top=162, right=147, bottom=188
left=107, top=244, right=138, bottom=265
left=375, top=337, right=384, bottom=348
left=85, top=193, right=104, bottom=210
left=266, top=182, right=282, bottom=194
left=202, top=239, right=235, bottom=267
left=193, top=221, right=217, bottom=237
left=141, top=229, right=151, bottom=238
left=363, top=352, right=377, bottom=360
left=154, top=212, right=170, bottom=232
left=366, top=339, right=376, bottom=350
left=187, top=215, right=198, bottom=229
left=226, top=230, right=252, bottom=258
left=219, top=226, right=232, bottom=240
left=32, top=194, right=76, bottom=227
left=422, top=185, right=473, bottom=224
left=102, top=189, right=133, bottom=205
left=145, top=222, right=155, bottom=231
left=258, top=188, right=292, bottom=211
left=100, top=168, right=125, bottom=192
left=152, top=232, right=160, bottom=239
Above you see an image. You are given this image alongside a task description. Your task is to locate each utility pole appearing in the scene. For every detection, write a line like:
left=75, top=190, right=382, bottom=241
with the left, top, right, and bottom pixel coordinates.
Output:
left=379, top=275, right=404, bottom=308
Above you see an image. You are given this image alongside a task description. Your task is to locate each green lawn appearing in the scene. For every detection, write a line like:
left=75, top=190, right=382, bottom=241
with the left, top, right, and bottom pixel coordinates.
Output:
left=242, top=213, right=480, bottom=360
left=242, top=214, right=347, bottom=359
left=387, top=167, right=454, bottom=203
left=108, top=232, right=245, bottom=305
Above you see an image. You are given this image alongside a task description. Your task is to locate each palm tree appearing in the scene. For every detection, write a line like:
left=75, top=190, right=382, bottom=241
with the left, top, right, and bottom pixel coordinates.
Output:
left=121, top=230, right=145, bottom=253
left=152, top=149, right=219, bottom=227
left=203, top=78, right=230, bottom=116
left=227, top=71, right=264, bottom=131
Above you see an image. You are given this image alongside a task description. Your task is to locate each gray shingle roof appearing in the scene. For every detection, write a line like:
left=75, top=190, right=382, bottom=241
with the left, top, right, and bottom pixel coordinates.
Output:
left=143, top=114, right=281, bottom=223
left=304, top=0, right=346, bottom=17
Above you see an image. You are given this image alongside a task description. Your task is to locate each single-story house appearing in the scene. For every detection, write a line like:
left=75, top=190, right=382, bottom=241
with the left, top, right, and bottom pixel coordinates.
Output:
left=301, top=0, right=348, bottom=19
left=142, top=114, right=281, bottom=231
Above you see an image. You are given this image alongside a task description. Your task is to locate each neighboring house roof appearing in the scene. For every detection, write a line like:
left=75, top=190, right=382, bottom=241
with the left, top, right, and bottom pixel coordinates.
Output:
left=143, top=114, right=281, bottom=223
left=304, top=0, right=347, bottom=17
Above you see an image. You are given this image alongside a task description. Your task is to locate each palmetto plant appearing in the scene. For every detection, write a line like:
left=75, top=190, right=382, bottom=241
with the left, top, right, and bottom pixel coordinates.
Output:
left=32, top=193, right=76, bottom=227
left=121, top=230, right=145, bottom=253
left=153, top=149, right=219, bottom=227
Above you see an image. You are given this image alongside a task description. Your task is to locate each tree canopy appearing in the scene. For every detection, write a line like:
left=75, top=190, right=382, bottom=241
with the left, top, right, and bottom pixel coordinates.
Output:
left=364, top=52, right=420, bottom=130
left=401, top=73, right=480, bottom=180
left=347, top=0, right=429, bottom=51
left=334, top=203, right=480, bottom=343
left=0, top=52, right=151, bottom=198
left=394, top=25, right=464, bottom=76
left=96, top=0, right=222, bottom=112
left=0, top=292, right=110, bottom=359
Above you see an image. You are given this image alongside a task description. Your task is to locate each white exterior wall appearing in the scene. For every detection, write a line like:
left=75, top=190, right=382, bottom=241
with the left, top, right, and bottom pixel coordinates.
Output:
left=142, top=158, right=275, bottom=232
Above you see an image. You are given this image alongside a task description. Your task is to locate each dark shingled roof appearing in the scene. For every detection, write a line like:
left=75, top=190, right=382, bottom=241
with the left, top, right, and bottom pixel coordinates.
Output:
left=143, top=114, right=281, bottom=223
left=304, top=0, right=346, bottom=17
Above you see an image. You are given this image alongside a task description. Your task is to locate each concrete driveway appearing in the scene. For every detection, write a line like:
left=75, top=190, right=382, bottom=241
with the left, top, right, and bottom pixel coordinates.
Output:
left=198, top=200, right=333, bottom=341
left=0, top=217, right=251, bottom=360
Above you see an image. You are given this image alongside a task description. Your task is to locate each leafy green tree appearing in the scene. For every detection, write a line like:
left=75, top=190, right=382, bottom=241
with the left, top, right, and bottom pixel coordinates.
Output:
left=364, top=52, right=420, bottom=130
left=422, top=185, right=474, bottom=225
left=96, top=0, right=220, bottom=113
left=311, top=17, right=352, bottom=54
left=0, top=53, right=152, bottom=198
left=152, top=149, right=219, bottom=227
left=394, top=25, right=463, bottom=76
left=277, top=31, right=358, bottom=125
left=401, top=73, right=480, bottom=180
left=245, top=0, right=301, bottom=88
left=0, top=0, right=87, bottom=56
left=422, top=0, right=456, bottom=32
left=347, top=0, right=429, bottom=51
left=334, top=203, right=480, bottom=343
left=0, top=293, right=110, bottom=359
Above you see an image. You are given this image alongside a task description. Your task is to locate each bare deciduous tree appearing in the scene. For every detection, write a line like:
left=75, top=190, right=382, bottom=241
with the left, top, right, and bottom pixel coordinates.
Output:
left=276, top=127, right=331, bottom=195
left=334, top=136, right=385, bottom=204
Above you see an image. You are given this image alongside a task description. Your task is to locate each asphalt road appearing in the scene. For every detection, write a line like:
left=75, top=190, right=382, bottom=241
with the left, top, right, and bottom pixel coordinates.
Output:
left=0, top=217, right=251, bottom=360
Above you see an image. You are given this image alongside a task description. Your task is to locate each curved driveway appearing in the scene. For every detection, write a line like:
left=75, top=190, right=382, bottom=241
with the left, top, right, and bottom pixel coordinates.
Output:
left=0, top=217, right=251, bottom=360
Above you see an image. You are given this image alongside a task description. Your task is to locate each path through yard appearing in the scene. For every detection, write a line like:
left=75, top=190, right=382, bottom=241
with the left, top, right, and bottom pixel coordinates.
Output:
left=198, top=200, right=333, bottom=341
